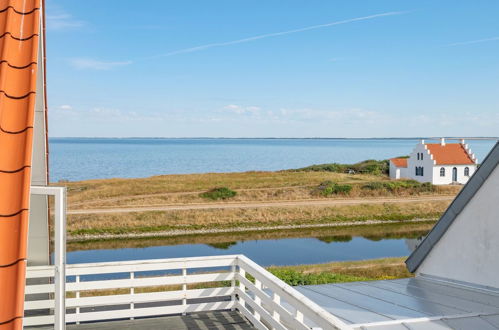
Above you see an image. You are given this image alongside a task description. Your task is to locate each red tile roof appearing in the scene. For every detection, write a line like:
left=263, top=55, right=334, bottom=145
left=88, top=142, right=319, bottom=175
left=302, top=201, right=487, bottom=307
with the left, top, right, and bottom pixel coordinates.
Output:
left=426, top=143, right=475, bottom=165
left=390, top=157, right=408, bottom=168
left=0, top=0, right=42, bottom=327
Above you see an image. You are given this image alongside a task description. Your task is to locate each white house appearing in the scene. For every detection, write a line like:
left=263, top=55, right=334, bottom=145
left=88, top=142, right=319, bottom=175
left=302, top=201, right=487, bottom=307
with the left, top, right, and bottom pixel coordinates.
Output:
left=390, top=138, right=478, bottom=185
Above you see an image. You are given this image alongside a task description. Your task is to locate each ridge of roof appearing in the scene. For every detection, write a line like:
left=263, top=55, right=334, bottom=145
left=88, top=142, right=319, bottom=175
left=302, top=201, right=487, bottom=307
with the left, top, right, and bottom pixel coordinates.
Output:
left=406, top=142, right=499, bottom=273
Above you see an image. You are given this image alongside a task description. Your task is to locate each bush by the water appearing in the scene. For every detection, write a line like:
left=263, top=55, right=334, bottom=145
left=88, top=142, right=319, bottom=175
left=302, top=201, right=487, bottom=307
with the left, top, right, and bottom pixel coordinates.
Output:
left=268, top=269, right=367, bottom=286
left=362, top=180, right=435, bottom=193
left=316, top=181, right=353, bottom=196
left=200, top=187, right=237, bottom=200
left=295, top=159, right=389, bottom=176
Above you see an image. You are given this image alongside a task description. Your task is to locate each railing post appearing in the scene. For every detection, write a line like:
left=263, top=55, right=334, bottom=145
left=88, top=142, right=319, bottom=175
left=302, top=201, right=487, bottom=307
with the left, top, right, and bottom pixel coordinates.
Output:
left=75, top=275, right=80, bottom=324
left=272, top=292, right=281, bottom=326
left=130, top=272, right=135, bottom=320
left=239, top=267, right=246, bottom=310
left=254, top=279, right=262, bottom=321
left=231, top=263, right=236, bottom=311
left=182, top=267, right=187, bottom=315
left=53, top=187, right=66, bottom=330
left=295, top=309, right=304, bottom=323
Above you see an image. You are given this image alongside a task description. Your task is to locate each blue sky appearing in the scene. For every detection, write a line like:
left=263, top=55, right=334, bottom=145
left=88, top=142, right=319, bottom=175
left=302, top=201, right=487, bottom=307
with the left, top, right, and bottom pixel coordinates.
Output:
left=46, top=1, right=499, bottom=138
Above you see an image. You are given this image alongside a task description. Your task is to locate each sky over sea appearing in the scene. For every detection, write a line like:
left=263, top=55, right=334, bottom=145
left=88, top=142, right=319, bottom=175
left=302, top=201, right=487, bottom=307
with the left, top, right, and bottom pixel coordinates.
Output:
left=46, top=1, right=499, bottom=138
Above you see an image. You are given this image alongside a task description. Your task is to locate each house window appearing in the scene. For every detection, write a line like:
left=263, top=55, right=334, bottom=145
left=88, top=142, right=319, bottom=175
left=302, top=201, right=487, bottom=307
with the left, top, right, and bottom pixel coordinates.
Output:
left=415, top=166, right=424, bottom=176
left=421, top=153, right=423, bottom=160
left=464, top=167, right=470, bottom=176
left=417, top=153, right=420, bottom=160
left=440, top=167, right=445, bottom=177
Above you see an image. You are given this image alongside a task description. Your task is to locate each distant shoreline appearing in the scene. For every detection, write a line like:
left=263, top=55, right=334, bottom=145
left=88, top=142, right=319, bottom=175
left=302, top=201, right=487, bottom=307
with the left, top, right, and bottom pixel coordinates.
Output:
left=48, top=137, right=499, bottom=140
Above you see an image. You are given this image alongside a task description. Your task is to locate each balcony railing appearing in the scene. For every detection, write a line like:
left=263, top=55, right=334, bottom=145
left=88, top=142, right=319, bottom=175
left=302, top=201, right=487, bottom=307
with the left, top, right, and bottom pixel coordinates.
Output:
left=24, top=188, right=350, bottom=330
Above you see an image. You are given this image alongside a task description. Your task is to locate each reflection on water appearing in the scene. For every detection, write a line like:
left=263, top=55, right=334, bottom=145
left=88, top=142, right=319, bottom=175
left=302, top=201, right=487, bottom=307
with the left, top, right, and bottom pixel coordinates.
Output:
left=67, top=234, right=425, bottom=267
left=405, top=237, right=425, bottom=252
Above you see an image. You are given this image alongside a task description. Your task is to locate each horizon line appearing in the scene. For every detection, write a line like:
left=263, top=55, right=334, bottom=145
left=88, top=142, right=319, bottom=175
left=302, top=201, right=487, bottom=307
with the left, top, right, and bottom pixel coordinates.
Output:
left=48, top=136, right=499, bottom=140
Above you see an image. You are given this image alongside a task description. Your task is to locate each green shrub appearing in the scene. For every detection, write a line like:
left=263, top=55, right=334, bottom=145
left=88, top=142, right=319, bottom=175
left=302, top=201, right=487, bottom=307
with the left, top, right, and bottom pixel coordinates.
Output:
left=362, top=182, right=385, bottom=190
left=200, top=187, right=237, bottom=200
left=269, top=269, right=368, bottom=286
left=294, top=159, right=389, bottom=176
left=362, top=180, right=436, bottom=193
left=316, top=181, right=353, bottom=196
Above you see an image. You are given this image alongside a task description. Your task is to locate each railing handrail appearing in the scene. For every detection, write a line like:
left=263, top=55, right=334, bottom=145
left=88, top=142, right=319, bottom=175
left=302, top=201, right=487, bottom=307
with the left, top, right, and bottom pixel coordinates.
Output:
left=26, top=252, right=351, bottom=328
left=237, top=255, right=351, bottom=330
left=65, top=254, right=241, bottom=269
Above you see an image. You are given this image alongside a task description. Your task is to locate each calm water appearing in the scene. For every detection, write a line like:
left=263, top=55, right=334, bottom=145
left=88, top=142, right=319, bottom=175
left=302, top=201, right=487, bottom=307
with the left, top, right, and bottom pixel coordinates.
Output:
left=50, top=138, right=497, bottom=182
left=67, top=236, right=419, bottom=266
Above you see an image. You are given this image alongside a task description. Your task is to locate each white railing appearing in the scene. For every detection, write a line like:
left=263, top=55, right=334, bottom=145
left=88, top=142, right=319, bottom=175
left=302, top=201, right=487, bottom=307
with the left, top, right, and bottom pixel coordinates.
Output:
left=25, top=255, right=350, bottom=329
left=26, top=186, right=66, bottom=328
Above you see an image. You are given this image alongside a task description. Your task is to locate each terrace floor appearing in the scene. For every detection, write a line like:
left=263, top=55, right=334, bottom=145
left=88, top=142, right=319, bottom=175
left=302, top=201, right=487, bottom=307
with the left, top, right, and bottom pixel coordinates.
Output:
left=34, top=311, right=254, bottom=330
left=297, top=277, right=499, bottom=329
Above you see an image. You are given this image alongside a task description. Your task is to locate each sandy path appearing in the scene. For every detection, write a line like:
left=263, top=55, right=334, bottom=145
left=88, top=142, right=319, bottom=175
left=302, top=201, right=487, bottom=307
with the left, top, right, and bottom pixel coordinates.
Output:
left=67, top=195, right=454, bottom=215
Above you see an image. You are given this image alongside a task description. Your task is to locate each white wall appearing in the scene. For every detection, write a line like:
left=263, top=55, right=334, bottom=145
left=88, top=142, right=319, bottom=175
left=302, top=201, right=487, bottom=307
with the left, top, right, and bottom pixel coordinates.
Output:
left=28, top=29, right=49, bottom=267
left=432, top=165, right=476, bottom=185
left=389, top=162, right=400, bottom=179
left=417, top=164, right=499, bottom=288
left=407, top=143, right=434, bottom=183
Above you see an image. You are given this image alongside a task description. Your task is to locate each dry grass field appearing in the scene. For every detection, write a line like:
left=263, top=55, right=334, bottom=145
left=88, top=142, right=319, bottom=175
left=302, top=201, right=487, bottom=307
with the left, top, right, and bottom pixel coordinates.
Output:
left=61, top=171, right=460, bottom=208
left=67, top=200, right=448, bottom=236
left=57, top=170, right=460, bottom=239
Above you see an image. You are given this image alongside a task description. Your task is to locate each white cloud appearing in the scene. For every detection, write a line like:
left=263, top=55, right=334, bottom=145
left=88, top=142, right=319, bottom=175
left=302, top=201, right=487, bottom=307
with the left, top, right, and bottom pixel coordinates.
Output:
left=68, top=58, right=133, bottom=70
left=224, top=104, right=261, bottom=115
left=145, top=11, right=408, bottom=59
left=46, top=13, right=85, bottom=30
left=272, top=107, right=385, bottom=123
left=58, top=105, right=73, bottom=110
left=446, top=36, right=499, bottom=47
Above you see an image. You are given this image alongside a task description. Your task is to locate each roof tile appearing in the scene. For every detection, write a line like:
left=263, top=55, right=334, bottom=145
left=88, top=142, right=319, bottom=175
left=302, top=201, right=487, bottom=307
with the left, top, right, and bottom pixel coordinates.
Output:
left=0, top=93, right=35, bottom=132
left=0, top=0, right=39, bottom=14
left=0, top=22, right=39, bottom=67
left=0, top=261, right=26, bottom=325
left=0, top=61, right=37, bottom=97
left=0, top=8, right=39, bottom=40
left=0, top=213, right=28, bottom=265
left=0, top=170, right=30, bottom=216
left=426, top=143, right=475, bottom=165
left=0, top=129, right=32, bottom=171
left=391, top=157, right=408, bottom=168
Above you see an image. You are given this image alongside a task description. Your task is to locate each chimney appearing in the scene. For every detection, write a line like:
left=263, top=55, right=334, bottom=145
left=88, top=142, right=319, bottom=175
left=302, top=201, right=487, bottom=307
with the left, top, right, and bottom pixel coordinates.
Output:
left=421, top=139, right=425, bottom=145
left=440, top=138, right=446, bottom=146
left=460, top=138, right=465, bottom=145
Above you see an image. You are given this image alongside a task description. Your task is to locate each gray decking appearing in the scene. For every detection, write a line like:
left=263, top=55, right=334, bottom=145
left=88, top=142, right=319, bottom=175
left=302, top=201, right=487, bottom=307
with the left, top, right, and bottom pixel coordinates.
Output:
left=297, top=277, right=499, bottom=329
left=32, top=311, right=254, bottom=330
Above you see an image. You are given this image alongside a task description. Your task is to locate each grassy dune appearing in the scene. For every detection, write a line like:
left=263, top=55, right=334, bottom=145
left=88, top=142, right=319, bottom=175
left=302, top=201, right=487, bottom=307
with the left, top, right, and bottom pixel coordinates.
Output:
left=268, top=257, right=412, bottom=285
left=61, top=171, right=460, bottom=208
left=67, top=200, right=448, bottom=236
left=56, top=170, right=460, bottom=238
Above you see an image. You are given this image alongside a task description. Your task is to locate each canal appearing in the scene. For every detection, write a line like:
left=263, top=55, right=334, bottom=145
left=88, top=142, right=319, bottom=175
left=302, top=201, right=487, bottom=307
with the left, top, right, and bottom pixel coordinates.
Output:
left=65, top=223, right=429, bottom=267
